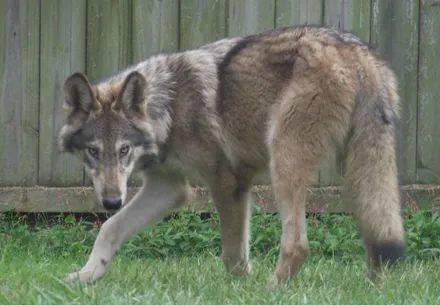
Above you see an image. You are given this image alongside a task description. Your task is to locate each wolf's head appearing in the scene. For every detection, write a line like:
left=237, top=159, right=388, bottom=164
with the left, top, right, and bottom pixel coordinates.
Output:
left=58, top=72, right=160, bottom=211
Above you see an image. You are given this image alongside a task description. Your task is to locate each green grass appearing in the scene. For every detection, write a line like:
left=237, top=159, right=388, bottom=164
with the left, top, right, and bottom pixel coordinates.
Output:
left=0, top=209, right=439, bottom=305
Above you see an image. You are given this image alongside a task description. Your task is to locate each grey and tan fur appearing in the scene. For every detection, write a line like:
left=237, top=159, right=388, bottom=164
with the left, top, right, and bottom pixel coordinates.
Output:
left=59, top=26, right=405, bottom=285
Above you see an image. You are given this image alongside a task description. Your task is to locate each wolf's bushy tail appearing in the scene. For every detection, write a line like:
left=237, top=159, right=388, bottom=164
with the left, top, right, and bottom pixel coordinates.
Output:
left=345, top=63, right=405, bottom=268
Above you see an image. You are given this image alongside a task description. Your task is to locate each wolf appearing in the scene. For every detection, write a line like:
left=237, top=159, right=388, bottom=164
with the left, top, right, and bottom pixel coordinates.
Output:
left=59, top=26, right=405, bottom=285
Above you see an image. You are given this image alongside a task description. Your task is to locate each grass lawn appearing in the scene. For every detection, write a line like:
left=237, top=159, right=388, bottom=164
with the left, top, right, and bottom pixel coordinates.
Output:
left=0, top=209, right=439, bottom=305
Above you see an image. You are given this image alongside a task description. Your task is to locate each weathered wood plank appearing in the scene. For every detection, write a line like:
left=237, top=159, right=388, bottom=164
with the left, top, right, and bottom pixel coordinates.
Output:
left=417, top=0, right=440, bottom=183
left=371, top=0, right=419, bottom=184
left=131, top=0, right=179, bottom=186
left=318, top=152, right=344, bottom=186
left=1, top=185, right=438, bottom=213
left=344, top=0, right=371, bottom=42
left=324, top=0, right=371, bottom=42
left=0, top=0, right=438, bottom=193
left=228, top=0, right=276, bottom=37
left=39, top=0, right=86, bottom=186
left=132, top=0, right=179, bottom=62
left=180, top=0, right=227, bottom=50
left=319, top=0, right=371, bottom=186
left=0, top=0, right=40, bottom=186
left=274, top=0, right=323, bottom=185
left=276, top=0, right=323, bottom=27
left=86, top=0, right=132, bottom=185
left=87, top=0, right=132, bottom=82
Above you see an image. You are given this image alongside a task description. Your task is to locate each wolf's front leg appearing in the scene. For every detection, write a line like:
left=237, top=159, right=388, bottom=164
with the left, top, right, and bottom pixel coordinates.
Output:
left=209, top=165, right=252, bottom=277
left=66, top=176, right=188, bottom=283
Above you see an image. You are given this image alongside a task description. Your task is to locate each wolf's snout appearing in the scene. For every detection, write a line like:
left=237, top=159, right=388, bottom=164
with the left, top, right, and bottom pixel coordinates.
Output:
left=102, top=197, right=122, bottom=211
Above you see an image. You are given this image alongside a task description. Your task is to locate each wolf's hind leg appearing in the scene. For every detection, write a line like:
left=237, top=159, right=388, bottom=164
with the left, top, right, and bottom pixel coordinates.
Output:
left=269, top=139, right=320, bottom=285
left=268, top=83, right=352, bottom=285
left=66, top=175, right=188, bottom=283
left=209, top=164, right=252, bottom=276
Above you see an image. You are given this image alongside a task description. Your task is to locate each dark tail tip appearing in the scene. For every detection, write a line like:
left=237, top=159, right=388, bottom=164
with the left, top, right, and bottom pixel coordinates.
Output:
left=371, top=241, right=406, bottom=267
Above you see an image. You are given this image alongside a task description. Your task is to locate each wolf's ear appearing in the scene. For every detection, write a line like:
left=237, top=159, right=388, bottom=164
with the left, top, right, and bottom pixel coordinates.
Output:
left=115, top=71, right=147, bottom=116
left=59, top=73, right=96, bottom=153
left=64, top=72, right=98, bottom=113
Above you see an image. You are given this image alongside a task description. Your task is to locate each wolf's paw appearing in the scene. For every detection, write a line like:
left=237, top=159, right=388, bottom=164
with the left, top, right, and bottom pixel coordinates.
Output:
left=223, top=258, right=252, bottom=277
left=64, top=271, right=81, bottom=283
left=64, top=266, right=105, bottom=283
left=267, top=272, right=294, bottom=290
left=266, top=276, right=281, bottom=291
left=230, top=262, right=252, bottom=277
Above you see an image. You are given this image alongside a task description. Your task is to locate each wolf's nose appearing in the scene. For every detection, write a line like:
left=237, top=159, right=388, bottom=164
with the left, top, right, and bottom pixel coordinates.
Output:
left=102, top=197, right=122, bottom=211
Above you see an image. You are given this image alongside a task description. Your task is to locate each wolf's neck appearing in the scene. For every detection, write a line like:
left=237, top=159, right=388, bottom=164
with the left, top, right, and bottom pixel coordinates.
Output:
left=139, top=55, right=176, bottom=144
left=98, top=49, right=219, bottom=145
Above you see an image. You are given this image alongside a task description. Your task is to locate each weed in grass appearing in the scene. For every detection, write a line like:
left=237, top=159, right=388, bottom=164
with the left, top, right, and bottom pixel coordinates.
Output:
left=1, top=209, right=439, bottom=261
left=0, top=209, right=439, bottom=304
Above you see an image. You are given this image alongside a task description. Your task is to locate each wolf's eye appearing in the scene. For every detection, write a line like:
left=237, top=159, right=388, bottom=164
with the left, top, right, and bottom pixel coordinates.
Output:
left=87, top=147, right=99, bottom=159
left=120, top=145, right=130, bottom=157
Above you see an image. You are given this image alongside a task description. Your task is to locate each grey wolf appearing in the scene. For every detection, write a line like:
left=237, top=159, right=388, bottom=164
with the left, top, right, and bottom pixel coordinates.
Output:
left=59, top=26, right=405, bottom=285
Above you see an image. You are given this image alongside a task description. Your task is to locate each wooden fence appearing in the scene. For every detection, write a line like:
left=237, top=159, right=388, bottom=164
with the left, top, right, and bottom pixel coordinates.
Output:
left=0, top=0, right=439, bottom=211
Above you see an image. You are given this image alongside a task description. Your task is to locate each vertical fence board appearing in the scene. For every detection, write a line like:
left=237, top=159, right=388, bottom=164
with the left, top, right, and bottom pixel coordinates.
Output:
left=228, top=0, right=276, bottom=37
left=132, top=0, right=179, bottom=62
left=275, top=0, right=323, bottom=185
left=87, top=0, right=132, bottom=82
left=276, top=0, right=323, bottom=26
left=0, top=1, right=438, bottom=190
left=180, top=0, right=227, bottom=50
left=0, top=0, right=40, bottom=186
left=131, top=0, right=179, bottom=185
left=371, top=0, right=419, bottom=184
left=86, top=0, right=132, bottom=185
left=324, top=0, right=371, bottom=41
left=38, top=0, right=86, bottom=186
left=417, top=0, right=440, bottom=183
left=319, top=0, right=371, bottom=186
left=319, top=0, right=343, bottom=186
left=344, top=0, right=371, bottom=42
